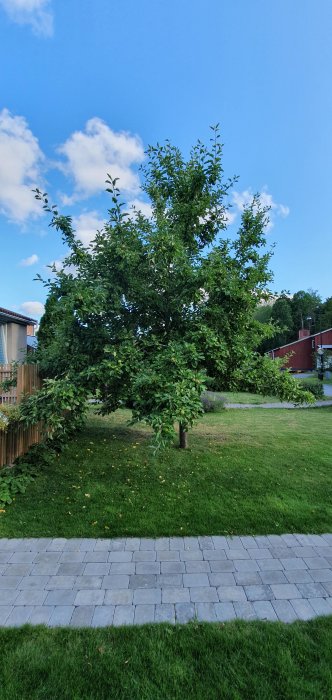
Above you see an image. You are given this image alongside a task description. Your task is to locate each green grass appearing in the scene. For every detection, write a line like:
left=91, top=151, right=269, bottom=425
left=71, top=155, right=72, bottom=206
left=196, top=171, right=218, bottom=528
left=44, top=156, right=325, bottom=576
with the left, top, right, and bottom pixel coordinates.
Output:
left=209, top=390, right=279, bottom=404
left=0, top=619, right=332, bottom=700
left=0, top=407, right=331, bottom=538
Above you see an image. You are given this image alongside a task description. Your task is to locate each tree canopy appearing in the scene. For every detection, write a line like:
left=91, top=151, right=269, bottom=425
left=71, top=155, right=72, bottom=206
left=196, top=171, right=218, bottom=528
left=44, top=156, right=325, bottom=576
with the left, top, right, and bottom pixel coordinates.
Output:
left=25, top=127, right=312, bottom=448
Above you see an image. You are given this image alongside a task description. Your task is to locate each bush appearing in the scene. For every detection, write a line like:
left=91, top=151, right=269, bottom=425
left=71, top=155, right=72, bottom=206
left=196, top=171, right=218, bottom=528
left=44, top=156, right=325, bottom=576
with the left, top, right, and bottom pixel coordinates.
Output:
left=299, top=379, right=324, bottom=399
left=201, top=392, right=226, bottom=413
left=0, top=404, right=20, bottom=431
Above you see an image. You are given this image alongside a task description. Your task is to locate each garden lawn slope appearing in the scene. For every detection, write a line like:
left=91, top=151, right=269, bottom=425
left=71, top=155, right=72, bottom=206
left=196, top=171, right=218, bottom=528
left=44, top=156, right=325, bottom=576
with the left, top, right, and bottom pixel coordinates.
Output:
left=0, top=407, right=331, bottom=538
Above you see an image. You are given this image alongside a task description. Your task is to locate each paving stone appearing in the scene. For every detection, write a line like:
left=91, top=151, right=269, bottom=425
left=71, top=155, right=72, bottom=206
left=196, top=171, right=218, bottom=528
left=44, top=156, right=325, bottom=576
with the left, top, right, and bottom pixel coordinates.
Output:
left=104, top=589, right=133, bottom=605
left=19, top=575, right=49, bottom=589
left=217, top=586, right=246, bottom=602
left=244, top=585, right=274, bottom=601
left=94, top=540, right=112, bottom=551
left=5, top=564, right=32, bottom=577
left=16, top=589, right=47, bottom=605
left=49, top=606, right=74, bottom=626
left=157, top=574, right=183, bottom=588
left=0, top=606, right=13, bottom=625
left=47, top=539, right=67, bottom=551
left=45, top=576, right=75, bottom=589
left=253, top=601, right=278, bottom=621
left=209, top=573, right=235, bottom=587
left=36, top=539, right=53, bottom=550
left=272, top=600, right=298, bottom=622
left=234, top=601, right=256, bottom=620
left=108, top=551, right=133, bottom=563
left=138, top=539, right=155, bottom=550
left=180, top=550, right=203, bottom=561
left=290, top=598, right=316, bottom=620
left=133, top=551, right=156, bottom=562
left=234, top=572, right=262, bottom=586
left=297, top=582, right=328, bottom=598
left=74, top=576, right=102, bottom=589
left=234, top=559, right=260, bottom=572
left=314, top=547, right=332, bottom=558
left=129, top=575, right=157, bottom=589
left=74, top=589, right=105, bottom=606
left=322, top=582, right=332, bottom=595
left=209, top=560, right=235, bottom=573
left=196, top=602, right=217, bottom=621
left=91, top=606, right=115, bottom=627
left=63, top=539, right=82, bottom=551
left=78, top=539, right=96, bottom=551
left=133, top=588, right=161, bottom=605
left=136, top=562, right=160, bottom=575
left=214, top=602, right=236, bottom=621
left=269, top=547, right=295, bottom=559
left=281, top=558, right=307, bottom=570
left=285, top=570, right=313, bottom=584
left=0, top=552, right=13, bottom=563
left=0, top=589, right=19, bottom=605
left=113, top=606, right=135, bottom=626
left=9, top=552, right=36, bottom=564
left=156, top=550, right=180, bottom=561
left=322, top=534, right=332, bottom=545
left=163, top=587, right=190, bottom=604
left=240, top=536, right=257, bottom=549
left=84, top=563, right=110, bottom=576
left=155, top=604, right=175, bottom=623
left=271, top=584, right=302, bottom=599
left=267, top=535, right=284, bottom=547
left=5, top=606, right=34, bottom=626
left=161, top=561, right=185, bottom=574
left=58, top=563, right=85, bottom=576
left=280, top=534, right=299, bottom=547
left=60, top=551, right=85, bottom=563
left=304, top=557, right=330, bottom=569
left=254, top=536, right=271, bottom=548
left=154, top=538, right=170, bottom=551
left=227, top=548, right=250, bottom=560
left=175, top=602, right=195, bottom=623
left=83, top=551, right=109, bottom=564
left=190, top=587, right=219, bottom=603
left=31, top=564, right=60, bottom=576
left=169, top=537, right=184, bottom=550
left=203, top=549, right=226, bottom=561
left=309, top=598, right=332, bottom=615
left=183, top=573, right=209, bottom=587
left=198, top=536, right=214, bottom=550
left=35, top=552, right=62, bottom=565
left=70, top=606, right=94, bottom=627
left=29, top=606, right=54, bottom=624
left=248, top=548, right=272, bottom=560
left=259, top=571, right=288, bottom=585
left=109, top=539, right=126, bottom=551
left=185, top=561, right=210, bottom=574
left=102, top=575, right=129, bottom=589
left=45, top=590, right=77, bottom=605
left=292, top=546, right=317, bottom=558
left=258, top=559, right=283, bottom=571
left=110, top=562, right=135, bottom=575
left=134, top=605, right=155, bottom=624
left=227, top=536, right=245, bottom=548
left=184, top=537, right=200, bottom=550
left=305, top=535, right=327, bottom=547
left=211, top=536, right=228, bottom=549
left=124, top=538, right=141, bottom=551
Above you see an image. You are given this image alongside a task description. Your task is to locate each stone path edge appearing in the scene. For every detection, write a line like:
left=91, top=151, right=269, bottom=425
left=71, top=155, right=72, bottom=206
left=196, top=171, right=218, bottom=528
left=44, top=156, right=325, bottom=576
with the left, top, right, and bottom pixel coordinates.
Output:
left=0, top=534, right=332, bottom=627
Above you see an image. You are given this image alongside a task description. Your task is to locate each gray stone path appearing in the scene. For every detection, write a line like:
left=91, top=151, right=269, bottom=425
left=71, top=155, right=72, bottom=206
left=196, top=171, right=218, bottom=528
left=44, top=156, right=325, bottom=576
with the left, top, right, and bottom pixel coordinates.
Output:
left=225, top=400, right=332, bottom=409
left=0, top=535, right=332, bottom=627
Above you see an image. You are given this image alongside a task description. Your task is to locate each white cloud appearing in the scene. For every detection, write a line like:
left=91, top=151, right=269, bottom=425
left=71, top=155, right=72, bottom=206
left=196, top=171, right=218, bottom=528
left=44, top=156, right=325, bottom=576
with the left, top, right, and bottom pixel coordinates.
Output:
left=0, top=0, right=53, bottom=36
left=126, top=198, right=153, bottom=219
left=72, top=211, right=105, bottom=247
left=58, top=118, right=144, bottom=203
left=19, top=253, right=39, bottom=266
left=232, top=187, right=290, bottom=230
left=0, top=108, right=45, bottom=223
left=20, top=300, right=45, bottom=318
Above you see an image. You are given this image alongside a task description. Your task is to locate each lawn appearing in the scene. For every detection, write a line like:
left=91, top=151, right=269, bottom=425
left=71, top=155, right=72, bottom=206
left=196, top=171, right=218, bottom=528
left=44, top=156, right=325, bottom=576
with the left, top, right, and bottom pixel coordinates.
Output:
left=0, top=406, right=331, bottom=538
left=206, top=390, right=280, bottom=404
left=0, top=619, right=332, bottom=700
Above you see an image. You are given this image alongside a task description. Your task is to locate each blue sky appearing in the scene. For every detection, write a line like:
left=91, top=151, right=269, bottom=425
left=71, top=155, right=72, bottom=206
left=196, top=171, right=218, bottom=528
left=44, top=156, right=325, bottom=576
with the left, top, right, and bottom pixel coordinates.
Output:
left=0, top=0, right=331, bottom=319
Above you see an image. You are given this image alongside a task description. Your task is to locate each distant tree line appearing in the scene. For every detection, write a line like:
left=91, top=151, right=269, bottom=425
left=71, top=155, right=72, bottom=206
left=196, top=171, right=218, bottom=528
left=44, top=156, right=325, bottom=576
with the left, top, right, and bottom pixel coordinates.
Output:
left=255, top=290, right=332, bottom=353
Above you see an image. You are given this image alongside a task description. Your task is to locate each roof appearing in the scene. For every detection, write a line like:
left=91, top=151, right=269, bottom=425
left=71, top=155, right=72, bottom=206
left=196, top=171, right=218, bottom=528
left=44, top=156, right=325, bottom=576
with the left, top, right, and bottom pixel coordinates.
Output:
left=0, top=307, right=37, bottom=325
left=269, top=327, right=332, bottom=353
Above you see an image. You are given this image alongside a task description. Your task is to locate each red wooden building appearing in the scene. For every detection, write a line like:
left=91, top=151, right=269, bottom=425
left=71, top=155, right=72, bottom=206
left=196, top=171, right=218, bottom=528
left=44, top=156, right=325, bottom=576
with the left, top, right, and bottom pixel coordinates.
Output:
left=268, top=328, right=332, bottom=371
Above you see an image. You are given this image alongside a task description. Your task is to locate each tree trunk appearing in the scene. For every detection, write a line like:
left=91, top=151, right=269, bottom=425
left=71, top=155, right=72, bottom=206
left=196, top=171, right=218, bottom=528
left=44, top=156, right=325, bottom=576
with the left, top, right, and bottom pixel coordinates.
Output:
left=179, top=423, right=188, bottom=449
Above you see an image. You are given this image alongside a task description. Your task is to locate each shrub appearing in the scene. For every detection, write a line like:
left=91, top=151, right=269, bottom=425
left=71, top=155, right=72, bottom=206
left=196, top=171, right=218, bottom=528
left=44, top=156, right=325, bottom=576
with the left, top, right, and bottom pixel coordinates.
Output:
left=299, top=379, right=324, bottom=399
left=201, top=392, right=226, bottom=413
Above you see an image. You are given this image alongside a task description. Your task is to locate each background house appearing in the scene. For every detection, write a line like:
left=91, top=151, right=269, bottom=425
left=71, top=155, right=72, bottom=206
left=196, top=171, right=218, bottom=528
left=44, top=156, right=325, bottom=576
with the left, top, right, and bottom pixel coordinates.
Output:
left=0, top=307, right=37, bottom=364
left=268, top=327, right=332, bottom=371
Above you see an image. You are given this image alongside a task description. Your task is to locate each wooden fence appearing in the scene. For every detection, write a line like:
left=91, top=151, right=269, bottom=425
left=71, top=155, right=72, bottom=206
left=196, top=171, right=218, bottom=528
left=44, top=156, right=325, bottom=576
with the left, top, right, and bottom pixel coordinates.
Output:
left=0, top=364, right=42, bottom=467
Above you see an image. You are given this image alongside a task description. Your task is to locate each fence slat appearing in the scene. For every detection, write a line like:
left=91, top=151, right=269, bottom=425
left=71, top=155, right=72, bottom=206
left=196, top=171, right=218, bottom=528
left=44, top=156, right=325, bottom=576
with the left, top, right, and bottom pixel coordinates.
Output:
left=0, top=364, right=42, bottom=468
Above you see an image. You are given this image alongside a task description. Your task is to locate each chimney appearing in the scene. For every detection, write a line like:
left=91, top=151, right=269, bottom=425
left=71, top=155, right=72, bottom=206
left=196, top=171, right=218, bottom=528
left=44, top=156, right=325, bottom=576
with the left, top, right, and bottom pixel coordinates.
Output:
left=298, top=328, right=310, bottom=339
left=26, top=324, right=35, bottom=337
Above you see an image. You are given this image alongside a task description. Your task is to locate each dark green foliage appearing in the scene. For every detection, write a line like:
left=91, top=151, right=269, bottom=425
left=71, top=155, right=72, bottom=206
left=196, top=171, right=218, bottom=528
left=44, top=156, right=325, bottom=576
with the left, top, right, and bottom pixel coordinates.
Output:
left=201, top=391, right=226, bottom=412
left=299, top=379, right=324, bottom=399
